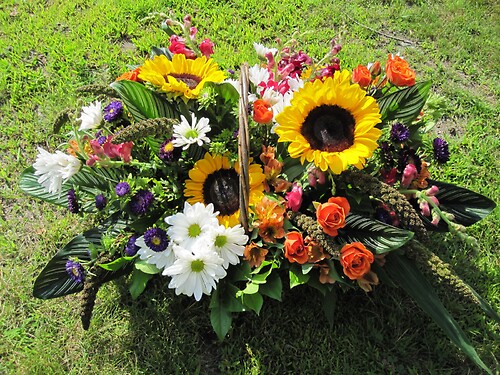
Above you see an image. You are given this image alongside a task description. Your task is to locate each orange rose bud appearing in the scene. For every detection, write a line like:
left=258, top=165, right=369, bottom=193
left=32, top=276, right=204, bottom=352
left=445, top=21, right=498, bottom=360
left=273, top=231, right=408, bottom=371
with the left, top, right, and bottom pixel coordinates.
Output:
left=284, top=231, right=309, bottom=264
left=352, top=64, right=371, bottom=87
left=385, top=54, right=416, bottom=87
left=252, top=99, right=274, bottom=124
left=316, top=196, right=350, bottom=237
left=340, top=242, right=374, bottom=280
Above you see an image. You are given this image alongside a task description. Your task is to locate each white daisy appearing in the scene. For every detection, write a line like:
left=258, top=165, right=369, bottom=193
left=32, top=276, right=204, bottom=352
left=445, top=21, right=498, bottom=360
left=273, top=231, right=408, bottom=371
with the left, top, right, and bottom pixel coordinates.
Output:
left=172, top=113, right=211, bottom=150
left=33, top=147, right=82, bottom=194
left=77, top=101, right=103, bottom=131
left=136, top=236, right=176, bottom=270
left=165, top=202, right=219, bottom=250
left=163, top=244, right=226, bottom=301
left=210, top=224, right=248, bottom=269
left=253, top=42, right=278, bottom=59
left=248, top=64, right=271, bottom=87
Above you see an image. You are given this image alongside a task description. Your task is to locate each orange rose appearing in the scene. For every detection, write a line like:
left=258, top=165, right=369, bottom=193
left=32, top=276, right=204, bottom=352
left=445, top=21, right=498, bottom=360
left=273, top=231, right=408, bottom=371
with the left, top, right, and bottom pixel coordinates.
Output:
left=284, top=231, right=309, bottom=264
left=352, top=64, right=371, bottom=87
left=253, top=99, right=274, bottom=124
left=385, top=54, right=415, bottom=87
left=339, top=242, right=374, bottom=280
left=316, top=196, right=350, bottom=237
left=116, top=67, right=142, bottom=82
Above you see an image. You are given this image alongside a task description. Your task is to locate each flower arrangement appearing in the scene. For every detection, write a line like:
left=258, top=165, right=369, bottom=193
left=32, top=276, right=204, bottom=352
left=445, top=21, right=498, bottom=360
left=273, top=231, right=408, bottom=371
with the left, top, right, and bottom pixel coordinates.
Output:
left=21, top=14, right=497, bottom=372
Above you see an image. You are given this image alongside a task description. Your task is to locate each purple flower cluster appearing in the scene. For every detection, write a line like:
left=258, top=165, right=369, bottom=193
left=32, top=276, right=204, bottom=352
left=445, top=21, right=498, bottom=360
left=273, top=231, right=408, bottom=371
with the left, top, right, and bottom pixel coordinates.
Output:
left=129, top=189, right=154, bottom=216
left=65, top=259, right=85, bottom=283
left=433, top=137, right=450, bottom=163
left=124, top=234, right=140, bottom=256
left=67, top=189, right=79, bottom=214
left=144, top=227, right=169, bottom=252
left=115, top=182, right=131, bottom=197
left=95, top=194, right=107, bottom=210
left=159, top=138, right=182, bottom=163
left=103, top=101, right=123, bottom=122
left=390, top=123, right=410, bottom=143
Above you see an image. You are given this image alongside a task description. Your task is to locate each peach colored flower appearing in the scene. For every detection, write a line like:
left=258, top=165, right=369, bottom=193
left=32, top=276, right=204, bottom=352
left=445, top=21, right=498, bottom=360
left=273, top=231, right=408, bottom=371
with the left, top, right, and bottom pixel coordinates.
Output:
left=254, top=196, right=286, bottom=243
left=352, top=64, right=371, bottom=87
left=284, top=231, right=309, bottom=264
left=244, top=242, right=268, bottom=268
left=316, top=196, right=350, bottom=237
left=386, top=54, right=415, bottom=87
left=304, top=236, right=327, bottom=263
left=339, top=242, right=374, bottom=280
left=318, top=263, right=336, bottom=284
left=357, top=270, right=379, bottom=292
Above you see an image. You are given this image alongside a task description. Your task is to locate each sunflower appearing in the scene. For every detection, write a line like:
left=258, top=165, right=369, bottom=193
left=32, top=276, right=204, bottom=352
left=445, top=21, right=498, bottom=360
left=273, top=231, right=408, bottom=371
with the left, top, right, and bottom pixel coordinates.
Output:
left=184, top=153, right=265, bottom=227
left=138, top=54, right=226, bottom=99
left=274, top=70, right=382, bottom=174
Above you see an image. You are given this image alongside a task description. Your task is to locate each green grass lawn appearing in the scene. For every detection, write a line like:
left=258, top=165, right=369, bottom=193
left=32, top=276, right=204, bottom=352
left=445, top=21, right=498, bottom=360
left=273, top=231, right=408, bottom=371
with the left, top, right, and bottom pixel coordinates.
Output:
left=0, top=0, right=498, bottom=373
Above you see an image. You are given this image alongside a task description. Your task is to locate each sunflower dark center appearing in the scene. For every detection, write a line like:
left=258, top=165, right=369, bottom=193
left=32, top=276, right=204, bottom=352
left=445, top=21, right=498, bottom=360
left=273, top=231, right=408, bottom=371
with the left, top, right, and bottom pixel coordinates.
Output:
left=301, top=104, right=355, bottom=152
left=203, top=169, right=240, bottom=216
left=169, top=73, right=201, bottom=90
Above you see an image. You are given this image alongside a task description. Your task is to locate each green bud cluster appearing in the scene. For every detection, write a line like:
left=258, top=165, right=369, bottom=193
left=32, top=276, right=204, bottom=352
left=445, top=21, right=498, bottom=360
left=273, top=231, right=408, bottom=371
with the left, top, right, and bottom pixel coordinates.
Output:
left=113, top=118, right=177, bottom=143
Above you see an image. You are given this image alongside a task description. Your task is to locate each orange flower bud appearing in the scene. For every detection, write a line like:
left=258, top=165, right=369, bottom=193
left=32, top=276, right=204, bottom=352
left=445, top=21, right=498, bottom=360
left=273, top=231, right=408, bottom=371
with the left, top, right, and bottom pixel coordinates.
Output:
left=340, top=242, right=374, bottom=280
left=385, top=54, right=416, bottom=87
left=352, top=64, right=371, bottom=87
left=252, top=99, right=274, bottom=124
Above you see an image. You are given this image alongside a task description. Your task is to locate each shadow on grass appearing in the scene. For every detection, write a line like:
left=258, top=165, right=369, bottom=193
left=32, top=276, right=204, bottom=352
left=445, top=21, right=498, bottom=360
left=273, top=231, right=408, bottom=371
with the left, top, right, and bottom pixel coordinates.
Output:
left=101, top=266, right=498, bottom=375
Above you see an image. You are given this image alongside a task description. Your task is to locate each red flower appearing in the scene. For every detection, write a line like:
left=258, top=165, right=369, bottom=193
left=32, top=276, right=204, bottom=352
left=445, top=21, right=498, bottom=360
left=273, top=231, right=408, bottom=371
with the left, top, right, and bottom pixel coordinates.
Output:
left=199, top=38, right=215, bottom=58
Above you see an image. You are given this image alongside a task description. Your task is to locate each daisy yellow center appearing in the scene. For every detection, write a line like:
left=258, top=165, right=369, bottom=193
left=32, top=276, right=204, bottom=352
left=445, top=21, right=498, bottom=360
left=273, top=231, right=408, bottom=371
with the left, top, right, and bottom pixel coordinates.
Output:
left=188, top=223, right=201, bottom=238
left=169, top=73, right=201, bottom=90
left=71, top=268, right=80, bottom=277
left=163, top=142, right=174, bottom=153
left=203, top=169, right=240, bottom=216
left=301, top=104, right=355, bottom=152
left=214, top=235, right=227, bottom=248
left=185, top=129, right=199, bottom=139
left=151, top=236, right=161, bottom=246
left=191, top=259, right=205, bottom=272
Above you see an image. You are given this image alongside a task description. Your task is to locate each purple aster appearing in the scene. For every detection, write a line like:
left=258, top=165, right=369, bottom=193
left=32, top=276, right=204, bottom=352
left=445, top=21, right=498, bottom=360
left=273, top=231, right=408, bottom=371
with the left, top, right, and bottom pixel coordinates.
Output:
left=124, top=234, right=140, bottom=256
left=129, top=189, right=154, bottom=216
left=103, top=101, right=123, bottom=122
left=65, top=259, right=85, bottom=283
left=95, top=194, right=107, bottom=210
left=143, top=227, right=169, bottom=252
left=159, top=137, right=182, bottom=163
left=115, top=182, right=131, bottom=197
left=398, top=146, right=422, bottom=174
left=390, top=122, right=410, bottom=143
left=433, top=137, right=450, bottom=163
left=67, top=189, right=79, bottom=214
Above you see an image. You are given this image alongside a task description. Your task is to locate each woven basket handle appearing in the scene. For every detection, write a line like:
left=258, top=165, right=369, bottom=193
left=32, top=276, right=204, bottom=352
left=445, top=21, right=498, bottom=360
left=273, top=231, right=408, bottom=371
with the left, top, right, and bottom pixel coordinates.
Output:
left=238, top=63, right=250, bottom=232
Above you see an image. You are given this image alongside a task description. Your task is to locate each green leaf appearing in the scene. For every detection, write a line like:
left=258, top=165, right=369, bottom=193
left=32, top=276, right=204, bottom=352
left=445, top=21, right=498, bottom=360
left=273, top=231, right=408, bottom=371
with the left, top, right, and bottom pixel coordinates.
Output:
left=134, top=259, right=161, bottom=275
left=259, top=273, right=282, bottom=301
left=204, top=81, right=239, bottom=105
left=110, top=80, right=177, bottom=121
left=33, top=229, right=100, bottom=299
left=210, top=289, right=233, bottom=341
left=322, top=288, right=338, bottom=327
left=289, top=264, right=310, bottom=288
left=384, top=253, right=492, bottom=374
left=19, top=167, right=73, bottom=207
left=98, top=256, right=135, bottom=271
left=242, top=292, right=264, bottom=315
left=377, top=81, right=432, bottom=125
left=428, top=180, right=496, bottom=227
left=241, top=282, right=259, bottom=295
left=129, top=268, right=154, bottom=299
left=339, top=213, right=414, bottom=253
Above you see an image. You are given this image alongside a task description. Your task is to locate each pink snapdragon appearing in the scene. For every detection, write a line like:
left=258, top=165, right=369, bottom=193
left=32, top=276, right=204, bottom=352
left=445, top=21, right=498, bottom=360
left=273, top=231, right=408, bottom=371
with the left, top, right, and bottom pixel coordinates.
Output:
left=87, top=137, right=133, bottom=166
left=168, top=35, right=196, bottom=59
left=401, top=164, right=418, bottom=188
left=285, top=183, right=303, bottom=212
left=199, top=38, right=214, bottom=58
